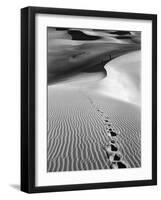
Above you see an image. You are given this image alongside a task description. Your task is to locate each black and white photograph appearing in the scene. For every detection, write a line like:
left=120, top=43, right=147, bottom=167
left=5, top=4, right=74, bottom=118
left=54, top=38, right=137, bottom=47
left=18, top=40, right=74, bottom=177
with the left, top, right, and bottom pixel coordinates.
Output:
left=20, top=6, right=157, bottom=193
left=47, top=27, right=141, bottom=172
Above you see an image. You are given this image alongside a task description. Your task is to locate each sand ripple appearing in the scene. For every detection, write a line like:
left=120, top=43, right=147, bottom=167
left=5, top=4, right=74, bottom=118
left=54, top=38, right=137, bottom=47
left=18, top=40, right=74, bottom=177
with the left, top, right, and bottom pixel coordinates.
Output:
left=47, top=85, right=141, bottom=172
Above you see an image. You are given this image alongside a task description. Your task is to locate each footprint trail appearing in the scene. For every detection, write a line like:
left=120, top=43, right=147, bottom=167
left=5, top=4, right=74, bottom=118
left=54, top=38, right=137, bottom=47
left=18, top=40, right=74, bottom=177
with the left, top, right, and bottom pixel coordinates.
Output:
left=85, top=93, right=129, bottom=169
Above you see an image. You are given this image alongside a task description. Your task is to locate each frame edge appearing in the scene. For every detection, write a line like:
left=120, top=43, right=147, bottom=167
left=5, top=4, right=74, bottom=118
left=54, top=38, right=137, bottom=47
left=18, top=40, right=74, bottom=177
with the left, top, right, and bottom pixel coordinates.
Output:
left=21, top=7, right=30, bottom=193
left=152, top=14, right=157, bottom=185
left=21, top=7, right=36, bottom=193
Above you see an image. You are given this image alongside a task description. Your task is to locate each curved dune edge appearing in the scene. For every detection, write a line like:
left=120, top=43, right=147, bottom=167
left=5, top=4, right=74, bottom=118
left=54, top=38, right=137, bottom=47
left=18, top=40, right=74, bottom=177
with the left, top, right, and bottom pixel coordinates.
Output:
left=67, top=50, right=141, bottom=106
left=48, top=28, right=140, bottom=85
left=47, top=85, right=141, bottom=172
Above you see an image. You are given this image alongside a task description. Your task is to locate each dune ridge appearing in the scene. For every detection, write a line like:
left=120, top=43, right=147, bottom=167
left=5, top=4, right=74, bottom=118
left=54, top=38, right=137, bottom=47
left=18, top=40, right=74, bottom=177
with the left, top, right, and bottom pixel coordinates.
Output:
left=47, top=28, right=140, bottom=85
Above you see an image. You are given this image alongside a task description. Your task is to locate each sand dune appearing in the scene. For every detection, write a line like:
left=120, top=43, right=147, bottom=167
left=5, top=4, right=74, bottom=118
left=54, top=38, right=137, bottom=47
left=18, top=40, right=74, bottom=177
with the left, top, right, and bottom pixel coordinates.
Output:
left=47, top=28, right=140, bottom=85
left=47, top=28, right=141, bottom=172
left=86, top=50, right=141, bottom=106
left=47, top=85, right=141, bottom=172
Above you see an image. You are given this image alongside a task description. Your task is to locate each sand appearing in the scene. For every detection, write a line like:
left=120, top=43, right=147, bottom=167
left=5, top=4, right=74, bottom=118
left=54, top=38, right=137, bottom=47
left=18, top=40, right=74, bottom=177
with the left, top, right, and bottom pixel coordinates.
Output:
left=47, top=28, right=141, bottom=172
left=47, top=85, right=141, bottom=172
left=47, top=28, right=140, bottom=85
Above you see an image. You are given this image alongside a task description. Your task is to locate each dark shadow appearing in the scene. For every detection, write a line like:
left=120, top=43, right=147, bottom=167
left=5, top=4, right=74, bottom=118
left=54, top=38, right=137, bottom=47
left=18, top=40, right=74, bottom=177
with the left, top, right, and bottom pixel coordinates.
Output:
left=10, top=184, right=20, bottom=191
left=68, top=30, right=101, bottom=41
left=110, top=31, right=131, bottom=35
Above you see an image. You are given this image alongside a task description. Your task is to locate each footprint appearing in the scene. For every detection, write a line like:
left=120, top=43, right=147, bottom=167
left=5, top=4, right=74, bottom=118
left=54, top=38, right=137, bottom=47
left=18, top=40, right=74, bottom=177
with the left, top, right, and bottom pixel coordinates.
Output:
left=110, top=162, right=118, bottom=169
left=91, top=101, right=127, bottom=169
left=113, top=153, right=122, bottom=161
left=109, top=131, right=117, bottom=137
left=103, top=144, right=128, bottom=169
left=110, top=140, right=116, bottom=144
left=107, top=132, right=116, bottom=139
left=110, top=161, right=127, bottom=169
left=117, top=161, right=127, bottom=168
left=111, top=144, right=118, bottom=151
left=103, top=144, right=118, bottom=153
left=109, top=152, right=122, bottom=162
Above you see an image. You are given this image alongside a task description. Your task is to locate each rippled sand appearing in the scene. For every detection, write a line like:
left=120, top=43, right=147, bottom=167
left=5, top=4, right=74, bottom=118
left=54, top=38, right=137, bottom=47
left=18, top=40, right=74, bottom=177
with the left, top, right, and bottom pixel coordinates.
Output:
left=47, top=85, right=141, bottom=172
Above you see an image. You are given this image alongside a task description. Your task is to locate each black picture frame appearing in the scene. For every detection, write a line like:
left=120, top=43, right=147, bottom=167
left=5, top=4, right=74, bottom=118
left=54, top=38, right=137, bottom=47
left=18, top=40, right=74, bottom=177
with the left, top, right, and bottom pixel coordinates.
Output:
left=21, top=6, right=157, bottom=193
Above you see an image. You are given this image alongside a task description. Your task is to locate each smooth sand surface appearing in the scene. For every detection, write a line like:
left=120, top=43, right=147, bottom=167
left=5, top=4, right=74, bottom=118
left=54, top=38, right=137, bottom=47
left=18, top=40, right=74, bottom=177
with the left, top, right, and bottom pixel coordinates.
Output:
left=87, top=50, right=141, bottom=106
left=47, top=85, right=141, bottom=172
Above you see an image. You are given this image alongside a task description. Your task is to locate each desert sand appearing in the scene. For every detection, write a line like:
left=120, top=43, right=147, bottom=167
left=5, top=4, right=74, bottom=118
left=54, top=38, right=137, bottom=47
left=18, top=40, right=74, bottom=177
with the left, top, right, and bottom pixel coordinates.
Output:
left=47, top=84, right=141, bottom=172
left=47, top=28, right=140, bottom=85
left=47, top=28, right=141, bottom=172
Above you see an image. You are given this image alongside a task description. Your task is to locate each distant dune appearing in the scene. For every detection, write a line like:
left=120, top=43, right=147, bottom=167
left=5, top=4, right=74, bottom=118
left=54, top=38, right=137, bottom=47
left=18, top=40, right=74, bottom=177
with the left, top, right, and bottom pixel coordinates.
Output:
left=47, top=85, right=141, bottom=172
left=47, top=27, right=140, bottom=85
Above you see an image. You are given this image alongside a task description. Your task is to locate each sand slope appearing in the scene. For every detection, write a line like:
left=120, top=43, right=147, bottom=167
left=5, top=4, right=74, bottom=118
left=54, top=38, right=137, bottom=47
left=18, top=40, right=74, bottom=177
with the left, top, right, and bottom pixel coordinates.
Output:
left=47, top=85, right=141, bottom=172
